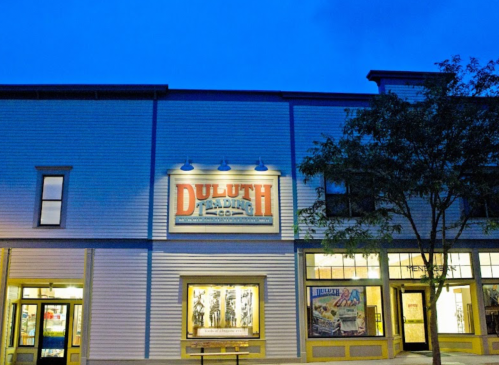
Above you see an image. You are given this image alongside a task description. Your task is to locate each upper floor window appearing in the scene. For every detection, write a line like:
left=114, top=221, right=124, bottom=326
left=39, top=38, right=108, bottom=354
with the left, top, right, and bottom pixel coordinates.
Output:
left=463, top=191, right=499, bottom=218
left=325, top=179, right=375, bottom=218
left=40, top=176, right=64, bottom=225
left=33, top=167, right=72, bottom=228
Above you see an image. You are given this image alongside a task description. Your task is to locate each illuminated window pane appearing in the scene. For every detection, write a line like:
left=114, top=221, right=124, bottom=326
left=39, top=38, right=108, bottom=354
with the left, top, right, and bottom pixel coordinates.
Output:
left=22, top=287, right=83, bottom=299
left=492, top=266, right=499, bottom=278
left=307, top=267, right=318, bottom=279
left=344, top=256, right=355, bottom=267
left=356, top=267, right=368, bottom=279
left=40, top=201, right=62, bottom=225
left=19, top=305, right=37, bottom=346
left=490, top=253, right=499, bottom=264
left=42, top=177, right=63, bottom=199
left=318, top=267, right=332, bottom=279
left=480, top=253, right=491, bottom=265
left=72, top=305, right=82, bottom=346
left=187, top=284, right=260, bottom=339
left=437, top=285, right=473, bottom=334
left=482, top=266, right=493, bottom=278
left=331, top=267, right=344, bottom=279
left=389, top=267, right=401, bottom=279
left=344, top=267, right=355, bottom=279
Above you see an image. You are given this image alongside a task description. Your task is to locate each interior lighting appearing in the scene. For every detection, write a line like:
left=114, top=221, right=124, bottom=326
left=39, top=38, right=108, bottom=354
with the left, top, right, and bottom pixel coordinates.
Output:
left=180, top=157, right=194, bottom=171
left=368, top=270, right=379, bottom=279
left=255, top=157, right=268, bottom=171
left=218, top=157, right=231, bottom=171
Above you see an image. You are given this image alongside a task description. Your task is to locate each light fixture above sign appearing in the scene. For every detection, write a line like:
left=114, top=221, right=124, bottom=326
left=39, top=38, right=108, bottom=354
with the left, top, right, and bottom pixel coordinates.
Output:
left=180, top=157, right=194, bottom=171
left=218, top=157, right=231, bottom=171
left=255, top=157, right=268, bottom=172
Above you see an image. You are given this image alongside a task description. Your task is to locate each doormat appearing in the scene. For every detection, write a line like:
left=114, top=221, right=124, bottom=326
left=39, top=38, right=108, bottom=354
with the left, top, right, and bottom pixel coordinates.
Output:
left=411, top=351, right=450, bottom=357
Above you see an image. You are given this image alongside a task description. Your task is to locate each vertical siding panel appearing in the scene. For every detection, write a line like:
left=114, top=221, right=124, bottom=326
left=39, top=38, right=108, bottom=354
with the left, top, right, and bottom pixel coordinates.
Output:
left=0, top=100, right=153, bottom=239
left=9, top=248, right=85, bottom=279
left=89, top=249, right=148, bottom=359
left=149, top=242, right=297, bottom=359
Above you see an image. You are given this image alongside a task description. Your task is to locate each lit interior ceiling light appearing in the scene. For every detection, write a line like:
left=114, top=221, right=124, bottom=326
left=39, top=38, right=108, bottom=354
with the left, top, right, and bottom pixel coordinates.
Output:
left=180, top=156, right=194, bottom=171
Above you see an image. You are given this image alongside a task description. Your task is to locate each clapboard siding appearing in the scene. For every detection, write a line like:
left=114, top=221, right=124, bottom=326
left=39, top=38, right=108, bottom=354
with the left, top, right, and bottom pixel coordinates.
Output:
left=89, top=249, right=148, bottom=359
left=153, top=101, right=294, bottom=240
left=386, top=84, right=425, bottom=102
left=149, top=241, right=297, bottom=359
left=292, top=104, right=499, bottom=240
left=0, top=100, right=153, bottom=239
left=9, top=248, right=85, bottom=279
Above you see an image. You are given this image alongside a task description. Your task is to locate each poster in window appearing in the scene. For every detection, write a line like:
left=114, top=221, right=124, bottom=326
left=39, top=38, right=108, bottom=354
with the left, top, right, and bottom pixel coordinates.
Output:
left=483, top=284, right=499, bottom=307
left=483, top=284, right=499, bottom=335
left=310, top=287, right=366, bottom=337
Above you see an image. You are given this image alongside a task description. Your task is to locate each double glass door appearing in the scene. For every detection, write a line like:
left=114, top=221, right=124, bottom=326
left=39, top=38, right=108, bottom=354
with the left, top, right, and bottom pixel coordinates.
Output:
left=38, top=304, right=69, bottom=365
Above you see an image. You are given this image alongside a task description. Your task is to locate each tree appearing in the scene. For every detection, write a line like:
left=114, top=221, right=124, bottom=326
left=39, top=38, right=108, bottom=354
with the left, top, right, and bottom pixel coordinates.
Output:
left=298, top=56, right=499, bottom=365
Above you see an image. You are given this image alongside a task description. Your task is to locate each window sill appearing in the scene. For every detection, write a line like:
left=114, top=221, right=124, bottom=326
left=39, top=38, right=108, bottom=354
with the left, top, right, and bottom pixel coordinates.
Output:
left=33, top=226, right=65, bottom=229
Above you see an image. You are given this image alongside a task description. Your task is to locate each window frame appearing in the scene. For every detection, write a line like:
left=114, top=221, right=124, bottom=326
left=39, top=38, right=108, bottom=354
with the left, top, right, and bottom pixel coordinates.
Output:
left=307, top=285, right=385, bottom=338
left=33, top=166, right=72, bottom=228
left=324, top=177, right=375, bottom=218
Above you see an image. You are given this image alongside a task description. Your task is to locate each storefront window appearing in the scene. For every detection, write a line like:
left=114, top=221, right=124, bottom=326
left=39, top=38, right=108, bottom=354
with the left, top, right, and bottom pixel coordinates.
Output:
left=483, top=284, right=499, bottom=335
left=388, top=253, right=472, bottom=279
left=72, top=305, right=82, bottom=346
left=22, top=287, right=83, bottom=299
left=19, top=304, right=37, bottom=346
left=479, top=253, right=499, bottom=278
left=437, top=285, right=474, bottom=333
left=308, top=286, right=383, bottom=337
left=306, top=253, right=380, bottom=280
left=187, top=284, right=259, bottom=339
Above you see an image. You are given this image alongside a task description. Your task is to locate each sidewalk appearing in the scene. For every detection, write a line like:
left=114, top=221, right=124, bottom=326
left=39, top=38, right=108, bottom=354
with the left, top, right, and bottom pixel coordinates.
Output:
left=261, top=352, right=499, bottom=365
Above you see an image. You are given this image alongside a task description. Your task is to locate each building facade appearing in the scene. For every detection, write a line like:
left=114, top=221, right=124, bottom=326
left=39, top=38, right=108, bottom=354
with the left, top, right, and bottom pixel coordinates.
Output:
left=0, top=73, right=498, bottom=365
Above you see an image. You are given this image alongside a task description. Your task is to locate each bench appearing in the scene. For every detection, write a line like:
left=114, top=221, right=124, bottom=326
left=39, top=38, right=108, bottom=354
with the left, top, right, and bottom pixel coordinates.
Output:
left=189, top=340, right=249, bottom=365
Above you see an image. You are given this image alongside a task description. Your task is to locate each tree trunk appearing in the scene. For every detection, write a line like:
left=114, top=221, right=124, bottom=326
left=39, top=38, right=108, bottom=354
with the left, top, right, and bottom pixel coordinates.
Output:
left=429, top=283, right=441, bottom=365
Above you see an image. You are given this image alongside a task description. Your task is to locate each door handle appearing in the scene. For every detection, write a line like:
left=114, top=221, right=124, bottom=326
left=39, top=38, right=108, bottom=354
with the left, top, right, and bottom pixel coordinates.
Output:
left=403, top=316, right=406, bottom=323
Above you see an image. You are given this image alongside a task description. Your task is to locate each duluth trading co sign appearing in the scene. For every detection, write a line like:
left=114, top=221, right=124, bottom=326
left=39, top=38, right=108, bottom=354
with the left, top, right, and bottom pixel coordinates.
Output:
left=168, top=171, right=280, bottom=233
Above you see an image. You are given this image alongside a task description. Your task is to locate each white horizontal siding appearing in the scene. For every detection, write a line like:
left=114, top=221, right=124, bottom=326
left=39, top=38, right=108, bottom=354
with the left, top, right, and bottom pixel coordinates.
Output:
left=89, top=248, right=148, bottom=360
left=0, top=100, right=153, bottom=239
left=153, top=101, right=294, bottom=240
left=9, top=248, right=85, bottom=279
left=149, top=241, right=297, bottom=359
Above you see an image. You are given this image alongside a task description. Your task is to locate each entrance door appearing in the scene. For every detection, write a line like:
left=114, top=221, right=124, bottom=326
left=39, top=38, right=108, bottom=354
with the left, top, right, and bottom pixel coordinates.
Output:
left=401, top=291, right=429, bottom=351
left=37, top=304, right=69, bottom=365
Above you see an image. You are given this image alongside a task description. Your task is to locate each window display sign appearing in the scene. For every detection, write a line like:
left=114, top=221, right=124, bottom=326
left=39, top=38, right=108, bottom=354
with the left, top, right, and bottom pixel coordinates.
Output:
left=168, top=171, right=280, bottom=233
left=483, top=284, right=499, bottom=335
left=187, top=284, right=259, bottom=338
left=310, top=287, right=367, bottom=337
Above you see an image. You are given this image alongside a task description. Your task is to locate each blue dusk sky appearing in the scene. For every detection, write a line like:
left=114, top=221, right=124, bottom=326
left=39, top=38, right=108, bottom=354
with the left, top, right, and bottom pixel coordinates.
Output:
left=0, top=0, right=497, bottom=93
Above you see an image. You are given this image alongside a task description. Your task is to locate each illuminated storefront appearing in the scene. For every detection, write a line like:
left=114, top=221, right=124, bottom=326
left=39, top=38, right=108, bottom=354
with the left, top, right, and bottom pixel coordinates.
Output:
left=1, top=74, right=499, bottom=365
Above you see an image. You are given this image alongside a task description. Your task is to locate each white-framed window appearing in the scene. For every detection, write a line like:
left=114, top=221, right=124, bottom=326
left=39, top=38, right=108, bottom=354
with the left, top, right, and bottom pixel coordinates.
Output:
left=33, top=166, right=72, bottom=228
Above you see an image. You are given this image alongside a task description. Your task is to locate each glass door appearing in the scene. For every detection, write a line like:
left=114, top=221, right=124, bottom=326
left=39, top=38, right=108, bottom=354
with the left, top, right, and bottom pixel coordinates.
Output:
left=401, top=291, right=429, bottom=351
left=38, top=304, right=69, bottom=365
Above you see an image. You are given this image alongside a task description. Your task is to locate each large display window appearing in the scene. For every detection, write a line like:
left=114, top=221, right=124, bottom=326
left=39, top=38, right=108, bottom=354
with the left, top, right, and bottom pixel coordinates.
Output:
left=483, top=284, right=499, bottom=335
left=437, top=285, right=474, bottom=334
left=187, top=284, right=260, bottom=339
left=307, top=286, right=383, bottom=337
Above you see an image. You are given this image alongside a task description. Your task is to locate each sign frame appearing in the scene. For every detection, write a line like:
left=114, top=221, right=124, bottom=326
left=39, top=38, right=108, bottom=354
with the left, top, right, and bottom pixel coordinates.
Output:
left=168, top=170, right=280, bottom=234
